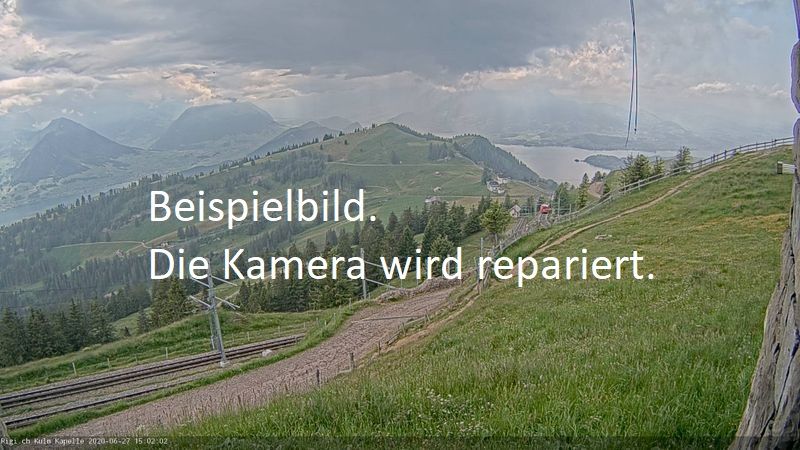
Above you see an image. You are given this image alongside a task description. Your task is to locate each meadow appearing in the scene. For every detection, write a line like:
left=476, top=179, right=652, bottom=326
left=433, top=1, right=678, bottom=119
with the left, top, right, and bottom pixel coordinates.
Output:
left=165, top=148, right=791, bottom=445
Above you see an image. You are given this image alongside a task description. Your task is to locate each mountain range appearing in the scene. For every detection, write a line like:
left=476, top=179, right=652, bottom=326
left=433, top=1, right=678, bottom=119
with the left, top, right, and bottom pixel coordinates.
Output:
left=389, top=89, right=718, bottom=152
left=0, top=104, right=379, bottom=223
left=3, top=103, right=366, bottom=185
left=315, top=116, right=362, bottom=133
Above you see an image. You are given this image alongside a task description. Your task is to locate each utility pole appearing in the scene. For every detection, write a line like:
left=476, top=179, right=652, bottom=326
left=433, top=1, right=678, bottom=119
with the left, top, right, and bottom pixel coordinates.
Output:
left=207, top=274, right=227, bottom=367
left=208, top=308, right=217, bottom=350
left=360, top=247, right=368, bottom=300
left=189, top=259, right=237, bottom=367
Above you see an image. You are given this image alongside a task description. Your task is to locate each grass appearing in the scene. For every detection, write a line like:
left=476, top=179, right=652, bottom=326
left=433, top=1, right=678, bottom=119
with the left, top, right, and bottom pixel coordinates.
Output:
left=111, top=307, right=151, bottom=336
left=45, top=241, right=141, bottom=272
left=0, top=308, right=337, bottom=394
left=164, top=148, right=791, bottom=445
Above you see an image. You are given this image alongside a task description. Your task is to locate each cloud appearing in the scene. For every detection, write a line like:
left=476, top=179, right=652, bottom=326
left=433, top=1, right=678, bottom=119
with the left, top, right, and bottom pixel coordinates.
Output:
left=0, top=0, right=792, bottom=142
left=689, top=80, right=787, bottom=100
left=0, top=93, right=40, bottom=114
left=727, top=17, right=772, bottom=40
left=0, top=72, right=99, bottom=113
left=17, top=0, right=623, bottom=78
left=690, top=81, right=736, bottom=94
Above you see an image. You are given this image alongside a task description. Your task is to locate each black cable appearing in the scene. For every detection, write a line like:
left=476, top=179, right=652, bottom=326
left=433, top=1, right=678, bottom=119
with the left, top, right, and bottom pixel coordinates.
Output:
left=626, top=0, right=639, bottom=148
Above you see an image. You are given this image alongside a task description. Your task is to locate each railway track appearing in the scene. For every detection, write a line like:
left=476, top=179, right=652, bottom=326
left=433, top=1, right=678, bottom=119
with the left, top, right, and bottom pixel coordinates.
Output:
left=5, top=380, right=182, bottom=429
left=0, top=334, right=304, bottom=413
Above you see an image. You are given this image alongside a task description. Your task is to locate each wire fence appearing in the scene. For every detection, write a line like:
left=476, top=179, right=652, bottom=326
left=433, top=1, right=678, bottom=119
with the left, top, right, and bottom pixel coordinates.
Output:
left=551, top=137, right=793, bottom=225
left=480, top=137, right=793, bottom=261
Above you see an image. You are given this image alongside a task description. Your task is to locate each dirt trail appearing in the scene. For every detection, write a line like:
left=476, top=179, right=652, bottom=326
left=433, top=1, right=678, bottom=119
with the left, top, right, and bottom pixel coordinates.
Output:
left=55, top=289, right=455, bottom=437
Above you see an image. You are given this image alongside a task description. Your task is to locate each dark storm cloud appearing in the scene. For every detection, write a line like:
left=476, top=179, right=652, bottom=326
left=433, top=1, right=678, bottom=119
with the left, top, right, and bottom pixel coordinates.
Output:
left=1, top=0, right=794, bottom=140
left=17, top=0, right=626, bottom=76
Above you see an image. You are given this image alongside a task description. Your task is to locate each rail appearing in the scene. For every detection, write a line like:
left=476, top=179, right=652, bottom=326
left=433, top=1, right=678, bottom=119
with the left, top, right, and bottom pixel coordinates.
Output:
left=0, top=334, right=303, bottom=411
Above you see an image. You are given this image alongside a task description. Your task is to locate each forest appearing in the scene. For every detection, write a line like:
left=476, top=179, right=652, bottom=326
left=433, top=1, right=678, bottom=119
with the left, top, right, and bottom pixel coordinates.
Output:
left=0, top=195, right=501, bottom=368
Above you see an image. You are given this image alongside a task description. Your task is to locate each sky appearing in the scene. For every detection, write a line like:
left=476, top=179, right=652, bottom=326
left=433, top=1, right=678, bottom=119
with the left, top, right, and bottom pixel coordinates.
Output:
left=0, top=0, right=796, bottom=140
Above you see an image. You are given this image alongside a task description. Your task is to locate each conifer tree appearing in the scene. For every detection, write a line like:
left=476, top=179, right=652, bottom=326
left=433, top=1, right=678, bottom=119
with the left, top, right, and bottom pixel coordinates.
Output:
left=27, top=309, right=56, bottom=360
left=577, top=173, right=590, bottom=209
left=66, top=300, right=88, bottom=351
left=88, top=300, right=115, bottom=344
left=396, top=227, right=417, bottom=258
left=480, top=202, right=512, bottom=245
left=0, top=308, right=28, bottom=367
left=166, top=279, right=191, bottom=322
left=136, top=306, right=150, bottom=335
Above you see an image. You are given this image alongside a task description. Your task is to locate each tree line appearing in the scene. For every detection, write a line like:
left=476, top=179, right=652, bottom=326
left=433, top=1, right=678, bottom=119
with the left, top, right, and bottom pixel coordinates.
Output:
left=620, top=147, right=692, bottom=189
left=235, top=197, right=497, bottom=313
left=0, top=286, right=149, bottom=367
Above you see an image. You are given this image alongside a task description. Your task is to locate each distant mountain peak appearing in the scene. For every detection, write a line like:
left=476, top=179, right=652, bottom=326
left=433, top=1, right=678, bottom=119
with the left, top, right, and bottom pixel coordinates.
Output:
left=298, top=121, right=324, bottom=129
left=249, top=121, right=338, bottom=158
left=152, top=102, right=285, bottom=150
left=43, top=117, right=84, bottom=132
left=180, top=101, right=275, bottom=121
left=12, top=120, right=138, bottom=184
left=316, top=116, right=361, bottom=132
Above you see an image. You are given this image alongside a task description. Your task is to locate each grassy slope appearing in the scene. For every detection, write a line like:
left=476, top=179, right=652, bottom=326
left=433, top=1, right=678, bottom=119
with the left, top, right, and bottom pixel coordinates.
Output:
left=169, top=149, right=791, bottom=442
left=45, top=242, right=141, bottom=272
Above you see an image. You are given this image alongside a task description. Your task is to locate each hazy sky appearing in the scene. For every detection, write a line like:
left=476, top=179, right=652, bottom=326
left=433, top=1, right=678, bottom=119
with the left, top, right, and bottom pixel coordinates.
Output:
left=0, top=0, right=795, bottom=136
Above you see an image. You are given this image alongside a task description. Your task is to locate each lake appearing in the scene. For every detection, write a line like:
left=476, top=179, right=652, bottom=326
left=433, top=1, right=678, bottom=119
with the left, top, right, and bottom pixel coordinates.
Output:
left=500, top=145, right=676, bottom=186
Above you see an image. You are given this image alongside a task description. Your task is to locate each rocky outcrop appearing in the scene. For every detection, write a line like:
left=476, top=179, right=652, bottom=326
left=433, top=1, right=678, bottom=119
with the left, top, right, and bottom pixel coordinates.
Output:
left=732, top=4, right=800, bottom=448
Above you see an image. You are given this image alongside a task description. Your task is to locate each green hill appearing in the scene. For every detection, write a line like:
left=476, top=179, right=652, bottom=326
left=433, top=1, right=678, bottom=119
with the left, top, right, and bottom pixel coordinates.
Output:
left=170, top=147, right=791, bottom=443
left=0, top=123, right=548, bottom=313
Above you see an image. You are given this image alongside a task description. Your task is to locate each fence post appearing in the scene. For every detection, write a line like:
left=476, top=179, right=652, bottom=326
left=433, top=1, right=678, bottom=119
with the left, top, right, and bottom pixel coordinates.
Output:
left=72, top=362, right=77, bottom=376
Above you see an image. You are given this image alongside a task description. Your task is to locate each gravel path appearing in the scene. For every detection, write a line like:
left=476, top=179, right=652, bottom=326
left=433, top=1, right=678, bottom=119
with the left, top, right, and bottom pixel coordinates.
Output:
left=55, top=288, right=455, bottom=437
